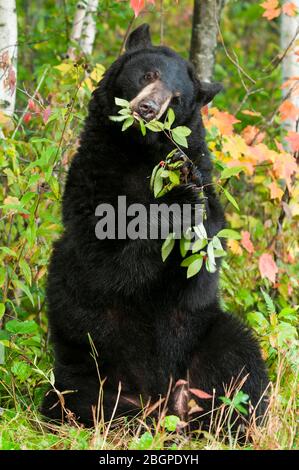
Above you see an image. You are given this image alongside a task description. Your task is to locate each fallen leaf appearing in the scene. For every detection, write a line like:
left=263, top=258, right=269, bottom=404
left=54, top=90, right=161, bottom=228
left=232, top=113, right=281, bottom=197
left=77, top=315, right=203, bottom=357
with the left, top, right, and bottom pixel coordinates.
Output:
left=259, top=253, right=278, bottom=284
left=189, top=388, right=212, bottom=399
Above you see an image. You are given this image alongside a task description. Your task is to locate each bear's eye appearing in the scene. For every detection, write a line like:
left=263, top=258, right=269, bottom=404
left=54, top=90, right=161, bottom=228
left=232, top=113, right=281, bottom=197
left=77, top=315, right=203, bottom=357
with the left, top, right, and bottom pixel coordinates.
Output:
left=143, top=71, right=160, bottom=82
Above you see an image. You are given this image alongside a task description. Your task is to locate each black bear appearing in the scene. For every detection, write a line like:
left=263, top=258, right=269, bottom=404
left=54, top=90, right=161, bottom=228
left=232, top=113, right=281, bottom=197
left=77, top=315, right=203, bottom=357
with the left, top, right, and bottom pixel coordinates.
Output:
left=41, top=24, right=268, bottom=430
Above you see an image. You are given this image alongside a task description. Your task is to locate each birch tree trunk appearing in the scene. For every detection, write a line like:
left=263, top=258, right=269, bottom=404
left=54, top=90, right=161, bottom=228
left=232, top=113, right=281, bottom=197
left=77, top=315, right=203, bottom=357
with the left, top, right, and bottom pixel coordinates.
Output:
left=280, top=0, right=299, bottom=133
left=67, top=0, right=99, bottom=58
left=190, top=0, right=225, bottom=82
left=0, top=0, right=17, bottom=116
left=80, top=0, right=99, bottom=55
left=67, top=1, right=88, bottom=58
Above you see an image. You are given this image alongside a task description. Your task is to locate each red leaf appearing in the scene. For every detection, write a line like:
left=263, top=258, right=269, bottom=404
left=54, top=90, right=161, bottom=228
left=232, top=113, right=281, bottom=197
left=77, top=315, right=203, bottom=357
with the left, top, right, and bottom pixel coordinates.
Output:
left=130, top=0, right=145, bottom=17
left=261, top=0, right=281, bottom=20
left=189, top=388, right=212, bottom=399
left=241, top=231, right=254, bottom=254
left=42, top=106, right=51, bottom=124
left=24, top=113, right=32, bottom=124
left=285, top=130, right=299, bottom=152
left=174, top=379, right=188, bottom=388
left=279, top=100, right=299, bottom=121
left=28, top=99, right=36, bottom=112
left=259, top=253, right=278, bottom=284
left=282, top=2, right=297, bottom=16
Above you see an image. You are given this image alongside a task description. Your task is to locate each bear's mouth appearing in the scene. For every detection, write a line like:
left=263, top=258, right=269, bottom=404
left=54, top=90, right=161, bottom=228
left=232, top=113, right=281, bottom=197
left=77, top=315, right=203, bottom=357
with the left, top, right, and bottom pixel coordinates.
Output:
left=130, top=81, right=173, bottom=122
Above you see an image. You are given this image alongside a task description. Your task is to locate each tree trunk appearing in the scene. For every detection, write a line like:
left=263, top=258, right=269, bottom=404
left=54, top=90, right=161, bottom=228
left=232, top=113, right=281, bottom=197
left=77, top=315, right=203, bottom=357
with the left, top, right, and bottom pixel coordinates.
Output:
left=280, top=0, right=299, bottom=133
left=80, top=0, right=99, bottom=55
left=190, top=0, right=225, bottom=82
left=0, top=0, right=17, bottom=116
left=67, top=0, right=99, bottom=58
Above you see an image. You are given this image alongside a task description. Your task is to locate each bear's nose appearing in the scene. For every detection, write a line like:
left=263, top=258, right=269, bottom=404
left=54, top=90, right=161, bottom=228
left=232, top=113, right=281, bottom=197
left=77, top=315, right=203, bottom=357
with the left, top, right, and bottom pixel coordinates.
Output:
left=138, top=100, right=159, bottom=121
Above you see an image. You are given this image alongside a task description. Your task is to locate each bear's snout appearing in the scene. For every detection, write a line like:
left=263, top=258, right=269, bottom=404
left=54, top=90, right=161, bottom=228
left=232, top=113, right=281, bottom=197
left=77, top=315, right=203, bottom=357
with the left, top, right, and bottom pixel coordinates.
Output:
left=130, top=81, right=173, bottom=122
left=138, top=99, right=159, bottom=121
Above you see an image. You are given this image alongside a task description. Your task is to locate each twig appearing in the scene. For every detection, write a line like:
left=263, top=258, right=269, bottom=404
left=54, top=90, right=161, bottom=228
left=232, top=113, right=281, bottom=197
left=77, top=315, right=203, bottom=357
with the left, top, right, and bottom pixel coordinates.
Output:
left=118, top=15, right=135, bottom=57
left=216, top=16, right=256, bottom=85
left=263, top=25, right=299, bottom=74
left=12, top=66, right=49, bottom=139
left=160, top=0, right=164, bottom=45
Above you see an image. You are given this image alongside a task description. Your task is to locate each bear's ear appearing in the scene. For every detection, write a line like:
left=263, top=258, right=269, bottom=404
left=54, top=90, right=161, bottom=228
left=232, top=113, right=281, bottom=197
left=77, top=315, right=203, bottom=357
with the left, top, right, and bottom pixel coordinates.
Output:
left=126, top=23, right=152, bottom=51
left=197, top=81, right=223, bottom=106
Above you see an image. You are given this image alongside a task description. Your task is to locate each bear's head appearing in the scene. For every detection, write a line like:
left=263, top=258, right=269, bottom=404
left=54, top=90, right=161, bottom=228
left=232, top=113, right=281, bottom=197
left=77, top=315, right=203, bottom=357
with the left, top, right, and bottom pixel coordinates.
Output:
left=92, top=23, right=222, bottom=127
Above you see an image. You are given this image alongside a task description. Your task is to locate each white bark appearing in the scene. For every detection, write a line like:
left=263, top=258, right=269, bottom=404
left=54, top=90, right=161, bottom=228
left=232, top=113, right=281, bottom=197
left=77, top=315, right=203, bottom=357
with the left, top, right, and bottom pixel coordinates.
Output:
left=67, top=0, right=88, bottom=58
left=67, top=0, right=98, bottom=58
left=80, top=0, right=98, bottom=55
left=280, top=0, right=299, bottom=133
left=0, top=0, right=17, bottom=116
left=190, top=0, right=225, bottom=82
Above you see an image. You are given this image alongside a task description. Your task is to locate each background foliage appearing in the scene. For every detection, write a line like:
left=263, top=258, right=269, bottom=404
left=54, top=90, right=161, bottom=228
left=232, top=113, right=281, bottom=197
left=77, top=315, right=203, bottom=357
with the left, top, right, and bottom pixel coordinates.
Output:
left=0, top=0, right=298, bottom=450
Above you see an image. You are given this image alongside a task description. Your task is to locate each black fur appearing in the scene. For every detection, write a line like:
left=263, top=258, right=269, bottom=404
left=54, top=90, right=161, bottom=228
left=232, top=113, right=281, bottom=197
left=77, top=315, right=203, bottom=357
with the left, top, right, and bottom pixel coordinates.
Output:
left=41, top=25, right=268, bottom=429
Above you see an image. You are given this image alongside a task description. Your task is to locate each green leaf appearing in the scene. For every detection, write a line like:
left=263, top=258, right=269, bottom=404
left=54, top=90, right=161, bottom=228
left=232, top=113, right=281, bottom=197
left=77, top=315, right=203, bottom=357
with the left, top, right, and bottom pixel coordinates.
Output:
left=172, top=126, right=191, bottom=137
left=13, top=280, right=34, bottom=306
left=0, top=267, right=6, bottom=287
left=205, top=257, right=217, bottom=273
left=187, top=257, right=203, bottom=278
left=181, top=254, right=203, bottom=267
left=171, top=130, right=188, bottom=148
left=11, top=361, right=31, bottom=382
left=220, top=166, right=244, bottom=179
left=6, top=319, right=38, bottom=335
left=217, top=229, right=241, bottom=239
left=193, top=223, right=207, bottom=239
left=109, top=115, right=128, bottom=122
left=163, top=415, right=180, bottom=432
left=139, top=119, right=146, bottom=136
left=115, top=97, right=130, bottom=108
left=19, top=259, right=32, bottom=286
left=222, top=187, right=240, bottom=211
left=145, top=120, right=164, bottom=132
left=161, top=233, right=176, bottom=262
left=261, top=289, right=276, bottom=315
left=153, top=167, right=164, bottom=197
left=192, top=238, right=207, bottom=253
left=180, top=236, right=191, bottom=257
left=0, top=247, right=17, bottom=257
left=137, top=432, right=153, bottom=450
left=150, top=163, right=161, bottom=192
left=161, top=170, right=180, bottom=185
left=207, top=242, right=216, bottom=268
left=122, top=116, right=134, bottom=131
left=165, top=108, right=175, bottom=130
left=0, top=303, right=5, bottom=319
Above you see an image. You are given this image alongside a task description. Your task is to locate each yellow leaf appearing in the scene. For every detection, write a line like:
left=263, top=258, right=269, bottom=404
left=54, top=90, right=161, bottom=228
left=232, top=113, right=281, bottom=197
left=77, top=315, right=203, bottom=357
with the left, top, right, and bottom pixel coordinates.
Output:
left=3, top=196, right=19, bottom=206
left=54, top=63, right=73, bottom=75
left=268, top=181, right=284, bottom=201
left=90, top=64, right=105, bottom=82
left=227, top=239, right=243, bottom=255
